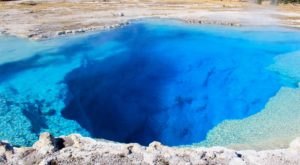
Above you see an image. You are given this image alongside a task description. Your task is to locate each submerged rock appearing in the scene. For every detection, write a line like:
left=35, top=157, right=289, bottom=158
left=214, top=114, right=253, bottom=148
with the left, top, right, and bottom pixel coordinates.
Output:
left=1, top=133, right=300, bottom=164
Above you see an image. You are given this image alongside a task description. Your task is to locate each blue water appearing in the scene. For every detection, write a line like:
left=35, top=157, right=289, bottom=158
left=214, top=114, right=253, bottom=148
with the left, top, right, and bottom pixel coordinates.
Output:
left=1, top=20, right=300, bottom=146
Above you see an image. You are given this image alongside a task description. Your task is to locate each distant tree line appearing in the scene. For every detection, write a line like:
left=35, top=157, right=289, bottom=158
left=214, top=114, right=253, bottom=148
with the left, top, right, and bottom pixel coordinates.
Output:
left=256, top=0, right=300, bottom=4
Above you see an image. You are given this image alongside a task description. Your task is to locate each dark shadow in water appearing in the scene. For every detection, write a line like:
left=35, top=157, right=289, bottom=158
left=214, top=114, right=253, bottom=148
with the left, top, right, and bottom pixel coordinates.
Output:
left=0, top=42, right=91, bottom=83
left=21, top=100, right=48, bottom=133
left=62, top=53, right=177, bottom=145
left=59, top=24, right=285, bottom=146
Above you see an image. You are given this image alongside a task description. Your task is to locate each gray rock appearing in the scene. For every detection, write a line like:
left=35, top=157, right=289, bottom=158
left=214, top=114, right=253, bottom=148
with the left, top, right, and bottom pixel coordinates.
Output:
left=65, top=30, right=73, bottom=34
left=74, top=29, right=85, bottom=33
left=1, top=133, right=300, bottom=164
left=56, top=31, right=66, bottom=36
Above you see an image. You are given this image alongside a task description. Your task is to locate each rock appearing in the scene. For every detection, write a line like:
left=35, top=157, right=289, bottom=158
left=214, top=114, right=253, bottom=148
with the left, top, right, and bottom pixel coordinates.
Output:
left=0, top=141, right=13, bottom=155
left=289, top=137, right=300, bottom=151
left=20, top=1, right=38, bottom=6
left=33, top=132, right=64, bottom=154
left=56, top=31, right=66, bottom=36
left=0, top=141, right=14, bottom=164
left=65, top=30, right=73, bottom=34
left=148, top=141, right=163, bottom=151
left=27, top=33, right=36, bottom=38
left=33, top=132, right=55, bottom=154
left=62, top=137, right=74, bottom=148
left=0, top=29, right=7, bottom=35
left=2, top=133, right=300, bottom=164
left=40, top=35, right=48, bottom=39
left=74, top=29, right=85, bottom=33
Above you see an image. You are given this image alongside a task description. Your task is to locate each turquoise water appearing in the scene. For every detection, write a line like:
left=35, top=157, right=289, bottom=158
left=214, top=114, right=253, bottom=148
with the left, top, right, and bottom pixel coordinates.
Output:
left=1, top=20, right=300, bottom=146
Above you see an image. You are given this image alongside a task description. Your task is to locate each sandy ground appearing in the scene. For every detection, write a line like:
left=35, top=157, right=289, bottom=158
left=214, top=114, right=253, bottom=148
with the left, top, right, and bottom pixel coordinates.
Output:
left=0, top=0, right=300, bottom=40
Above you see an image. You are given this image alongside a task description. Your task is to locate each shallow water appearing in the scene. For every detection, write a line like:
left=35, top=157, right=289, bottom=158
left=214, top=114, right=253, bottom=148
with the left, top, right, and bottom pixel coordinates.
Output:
left=1, top=20, right=300, bottom=147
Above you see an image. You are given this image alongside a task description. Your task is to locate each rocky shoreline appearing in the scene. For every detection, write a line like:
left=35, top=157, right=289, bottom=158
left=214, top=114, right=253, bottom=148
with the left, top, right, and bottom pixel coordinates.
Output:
left=0, top=133, right=300, bottom=165
left=51, top=18, right=244, bottom=41
left=0, top=16, right=245, bottom=40
left=1, top=0, right=300, bottom=40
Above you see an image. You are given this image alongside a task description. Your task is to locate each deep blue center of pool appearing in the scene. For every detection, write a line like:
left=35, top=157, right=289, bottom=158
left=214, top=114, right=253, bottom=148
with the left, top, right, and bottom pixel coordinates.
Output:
left=1, top=20, right=300, bottom=146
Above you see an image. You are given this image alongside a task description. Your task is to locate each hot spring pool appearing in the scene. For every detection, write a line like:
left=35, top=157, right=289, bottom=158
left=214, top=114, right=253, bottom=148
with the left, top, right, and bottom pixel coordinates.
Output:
left=1, top=20, right=300, bottom=148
